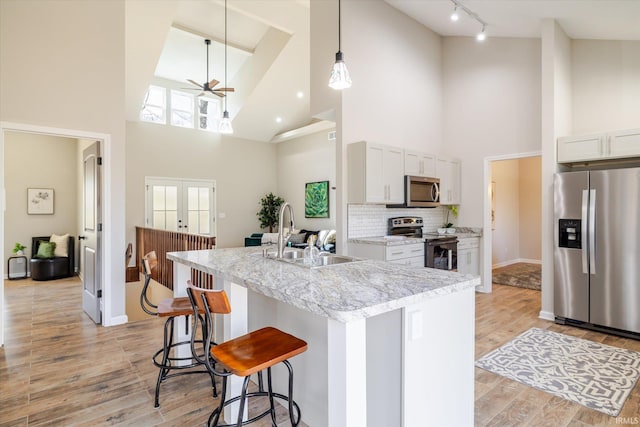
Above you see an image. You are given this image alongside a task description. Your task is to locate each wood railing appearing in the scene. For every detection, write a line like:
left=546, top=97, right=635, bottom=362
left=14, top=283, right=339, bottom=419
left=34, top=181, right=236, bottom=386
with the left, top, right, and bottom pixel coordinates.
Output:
left=134, top=227, right=216, bottom=291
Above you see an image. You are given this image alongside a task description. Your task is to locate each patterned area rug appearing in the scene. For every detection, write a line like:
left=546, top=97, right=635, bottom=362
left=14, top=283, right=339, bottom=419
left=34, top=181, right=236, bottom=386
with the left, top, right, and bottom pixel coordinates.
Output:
left=476, top=328, right=640, bottom=416
left=492, top=262, right=541, bottom=290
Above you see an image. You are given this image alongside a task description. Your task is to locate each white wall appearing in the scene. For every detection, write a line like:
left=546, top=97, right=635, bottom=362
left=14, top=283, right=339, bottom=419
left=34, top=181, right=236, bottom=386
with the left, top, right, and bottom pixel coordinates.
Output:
left=519, top=156, right=542, bottom=261
left=571, top=40, right=640, bottom=134
left=125, top=121, right=278, bottom=249
left=0, top=0, right=126, bottom=328
left=443, top=37, right=542, bottom=228
left=491, top=160, right=520, bottom=265
left=276, top=129, right=337, bottom=232
left=342, top=0, right=442, bottom=153
left=4, top=132, right=78, bottom=272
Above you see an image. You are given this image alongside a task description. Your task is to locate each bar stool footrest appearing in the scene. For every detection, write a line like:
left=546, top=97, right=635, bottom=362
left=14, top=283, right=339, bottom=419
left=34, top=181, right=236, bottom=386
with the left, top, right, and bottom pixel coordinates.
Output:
left=208, top=391, right=301, bottom=427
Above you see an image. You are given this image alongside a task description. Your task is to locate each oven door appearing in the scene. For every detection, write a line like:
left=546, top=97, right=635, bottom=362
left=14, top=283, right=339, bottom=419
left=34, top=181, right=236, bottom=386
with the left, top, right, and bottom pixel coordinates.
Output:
left=425, top=240, right=457, bottom=270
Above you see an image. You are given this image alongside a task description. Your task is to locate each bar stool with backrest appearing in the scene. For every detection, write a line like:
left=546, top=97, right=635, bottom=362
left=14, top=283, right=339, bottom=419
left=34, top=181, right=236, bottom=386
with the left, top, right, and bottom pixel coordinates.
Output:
left=186, top=281, right=308, bottom=427
left=140, top=251, right=217, bottom=408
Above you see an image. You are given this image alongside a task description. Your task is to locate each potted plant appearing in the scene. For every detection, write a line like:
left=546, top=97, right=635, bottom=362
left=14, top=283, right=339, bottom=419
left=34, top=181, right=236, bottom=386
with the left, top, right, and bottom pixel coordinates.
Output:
left=13, top=242, right=27, bottom=256
left=444, top=205, right=459, bottom=231
left=257, top=192, right=285, bottom=233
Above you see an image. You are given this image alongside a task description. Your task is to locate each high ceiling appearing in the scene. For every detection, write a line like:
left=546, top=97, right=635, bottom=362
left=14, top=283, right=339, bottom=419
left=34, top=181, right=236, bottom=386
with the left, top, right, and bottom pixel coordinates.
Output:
left=130, top=0, right=640, bottom=143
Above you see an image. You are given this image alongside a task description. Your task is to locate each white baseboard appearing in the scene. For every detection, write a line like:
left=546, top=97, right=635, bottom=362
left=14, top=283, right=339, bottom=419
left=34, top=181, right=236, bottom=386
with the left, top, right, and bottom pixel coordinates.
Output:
left=539, top=310, right=555, bottom=321
left=492, top=258, right=542, bottom=269
left=104, top=314, right=128, bottom=326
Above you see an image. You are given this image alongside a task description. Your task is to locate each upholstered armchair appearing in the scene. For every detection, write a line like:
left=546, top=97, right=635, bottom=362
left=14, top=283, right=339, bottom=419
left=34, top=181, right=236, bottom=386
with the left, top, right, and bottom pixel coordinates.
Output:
left=30, top=235, right=75, bottom=281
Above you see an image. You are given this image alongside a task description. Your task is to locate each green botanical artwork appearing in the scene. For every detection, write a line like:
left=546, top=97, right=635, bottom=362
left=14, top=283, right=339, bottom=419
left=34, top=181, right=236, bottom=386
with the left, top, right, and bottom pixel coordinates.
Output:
left=305, top=181, right=329, bottom=218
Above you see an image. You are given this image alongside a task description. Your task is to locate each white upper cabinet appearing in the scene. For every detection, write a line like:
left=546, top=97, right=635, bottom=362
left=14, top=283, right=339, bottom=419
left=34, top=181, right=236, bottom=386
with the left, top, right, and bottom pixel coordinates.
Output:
left=557, top=128, right=640, bottom=163
left=436, top=157, right=461, bottom=205
left=348, top=141, right=405, bottom=204
left=404, top=150, right=436, bottom=177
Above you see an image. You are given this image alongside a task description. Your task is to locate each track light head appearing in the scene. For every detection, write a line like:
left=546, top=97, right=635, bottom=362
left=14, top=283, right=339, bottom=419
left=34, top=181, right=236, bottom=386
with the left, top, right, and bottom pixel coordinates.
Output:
left=450, top=7, right=459, bottom=22
left=476, top=25, right=486, bottom=42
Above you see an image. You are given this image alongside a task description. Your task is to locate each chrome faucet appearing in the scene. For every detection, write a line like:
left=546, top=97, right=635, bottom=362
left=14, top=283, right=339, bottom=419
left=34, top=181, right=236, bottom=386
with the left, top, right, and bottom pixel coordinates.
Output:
left=277, top=202, right=295, bottom=258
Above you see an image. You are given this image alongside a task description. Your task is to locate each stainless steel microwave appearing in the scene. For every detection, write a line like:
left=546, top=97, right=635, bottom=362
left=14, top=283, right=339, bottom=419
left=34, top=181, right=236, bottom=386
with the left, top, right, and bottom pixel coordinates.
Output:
left=387, top=175, right=440, bottom=208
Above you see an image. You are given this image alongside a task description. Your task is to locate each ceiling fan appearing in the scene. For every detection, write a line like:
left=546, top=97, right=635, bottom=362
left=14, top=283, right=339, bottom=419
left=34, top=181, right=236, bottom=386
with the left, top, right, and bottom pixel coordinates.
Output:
left=184, top=39, right=235, bottom=98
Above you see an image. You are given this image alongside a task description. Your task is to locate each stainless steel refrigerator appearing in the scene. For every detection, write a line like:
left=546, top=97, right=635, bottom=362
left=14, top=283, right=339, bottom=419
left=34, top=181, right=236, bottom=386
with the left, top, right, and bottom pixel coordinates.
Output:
left=554, top=167, right=640, bottom=336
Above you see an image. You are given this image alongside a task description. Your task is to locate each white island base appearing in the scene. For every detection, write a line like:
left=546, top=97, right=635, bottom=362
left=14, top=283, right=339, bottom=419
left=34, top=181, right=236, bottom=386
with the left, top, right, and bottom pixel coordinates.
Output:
left=170, top=249, right=476, bottom=427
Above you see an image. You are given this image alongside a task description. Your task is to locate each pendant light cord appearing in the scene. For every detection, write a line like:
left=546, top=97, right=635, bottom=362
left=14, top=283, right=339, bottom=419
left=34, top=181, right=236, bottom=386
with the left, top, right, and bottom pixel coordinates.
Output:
left=338, top=0, right=342, bottom=52
left=224, top=0, right=228, bottom=112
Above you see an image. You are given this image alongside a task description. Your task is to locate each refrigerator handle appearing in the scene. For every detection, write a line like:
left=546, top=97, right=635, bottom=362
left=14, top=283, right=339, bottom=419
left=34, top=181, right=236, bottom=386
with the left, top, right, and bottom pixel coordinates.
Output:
left=589, top=189, right=596, bottom=275
left=581, top=190, right=589, bottom=274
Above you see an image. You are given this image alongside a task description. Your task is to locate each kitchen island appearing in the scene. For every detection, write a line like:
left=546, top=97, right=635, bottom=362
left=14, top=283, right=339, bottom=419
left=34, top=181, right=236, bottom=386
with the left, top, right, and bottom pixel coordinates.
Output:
left=168, top=246, right=479, bottom=427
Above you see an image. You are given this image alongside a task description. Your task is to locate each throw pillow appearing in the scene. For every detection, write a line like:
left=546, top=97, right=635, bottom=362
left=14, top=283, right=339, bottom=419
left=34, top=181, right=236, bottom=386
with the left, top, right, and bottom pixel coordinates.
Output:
left=287, top=233, right=306, bottom=245
left=50, top=233, right=69, bottom=257
left=36, top=241, right=56, bottom=259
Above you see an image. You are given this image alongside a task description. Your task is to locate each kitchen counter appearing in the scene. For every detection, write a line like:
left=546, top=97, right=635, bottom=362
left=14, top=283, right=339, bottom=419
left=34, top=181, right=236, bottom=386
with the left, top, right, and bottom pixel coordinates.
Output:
left=168, top=246, right=478, bottom=427
left=168, top=246, right=477, bottom=322
left=349, top=230, right=482, bottom=246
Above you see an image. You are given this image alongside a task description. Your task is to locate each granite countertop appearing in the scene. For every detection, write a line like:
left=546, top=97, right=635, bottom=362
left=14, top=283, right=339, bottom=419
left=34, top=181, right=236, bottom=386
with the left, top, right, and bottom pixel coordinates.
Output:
left=349, top=228, right=482, bottom=246
left=167, top=247, right=479, bottom=323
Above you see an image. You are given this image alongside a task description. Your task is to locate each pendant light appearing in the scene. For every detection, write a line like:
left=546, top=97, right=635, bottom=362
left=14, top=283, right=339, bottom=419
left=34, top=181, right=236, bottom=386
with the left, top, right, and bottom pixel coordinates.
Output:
left=219, top=0, right=234, bottom=134
left=328, top=0, right=351, bottom=90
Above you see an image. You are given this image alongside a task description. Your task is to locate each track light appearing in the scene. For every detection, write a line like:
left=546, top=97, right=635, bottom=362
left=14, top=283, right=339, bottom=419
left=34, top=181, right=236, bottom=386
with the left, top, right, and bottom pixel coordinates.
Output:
left=476, top=25, right=486, bottom=42
left=450, top=6, right=459, bottom=22
left=449, top=0, right=488, bottom=41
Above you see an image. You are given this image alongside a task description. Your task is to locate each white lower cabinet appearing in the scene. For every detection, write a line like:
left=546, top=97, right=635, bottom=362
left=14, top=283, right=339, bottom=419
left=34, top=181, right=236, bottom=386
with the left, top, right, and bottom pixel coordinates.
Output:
left=349, top=242, right=425, bottom=267
left=457, top=237, right=480, bottom=276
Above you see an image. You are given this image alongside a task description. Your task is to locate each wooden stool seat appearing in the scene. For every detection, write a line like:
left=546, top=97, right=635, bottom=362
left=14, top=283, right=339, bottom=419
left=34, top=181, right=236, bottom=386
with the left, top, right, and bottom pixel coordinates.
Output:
left=211, top=327, right=308, bottom=377
left=157, top=296, right=199, bottom=317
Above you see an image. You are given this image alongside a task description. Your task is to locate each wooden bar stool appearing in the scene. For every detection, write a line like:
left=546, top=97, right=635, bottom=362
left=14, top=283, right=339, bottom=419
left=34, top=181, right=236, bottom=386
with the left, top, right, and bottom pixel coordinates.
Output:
left=187, top=281, right=308, bottom=427
left=140, top=251, right=217, bottom=408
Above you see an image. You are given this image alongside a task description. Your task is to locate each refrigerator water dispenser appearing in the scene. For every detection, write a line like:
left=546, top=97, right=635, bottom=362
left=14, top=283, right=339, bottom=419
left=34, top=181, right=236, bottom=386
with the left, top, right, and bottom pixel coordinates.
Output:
left=558, top=219, right=581, bottom=249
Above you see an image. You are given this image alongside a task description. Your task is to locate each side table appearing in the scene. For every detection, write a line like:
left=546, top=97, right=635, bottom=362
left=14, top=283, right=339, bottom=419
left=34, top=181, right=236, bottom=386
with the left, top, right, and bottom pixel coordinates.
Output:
left=8, top=255, right=28, bottom=280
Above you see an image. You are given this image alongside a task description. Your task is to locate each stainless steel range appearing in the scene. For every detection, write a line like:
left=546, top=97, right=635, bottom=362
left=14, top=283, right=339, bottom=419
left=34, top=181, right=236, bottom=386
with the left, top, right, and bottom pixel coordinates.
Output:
left=387, top=217, right=458, bottom=270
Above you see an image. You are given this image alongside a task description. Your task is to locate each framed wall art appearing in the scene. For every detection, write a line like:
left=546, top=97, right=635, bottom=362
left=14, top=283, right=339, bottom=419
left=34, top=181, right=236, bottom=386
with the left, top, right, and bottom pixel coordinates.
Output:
left=27, top=188, right=54, bottom=215
left=305, top=181, right=329, bottom=218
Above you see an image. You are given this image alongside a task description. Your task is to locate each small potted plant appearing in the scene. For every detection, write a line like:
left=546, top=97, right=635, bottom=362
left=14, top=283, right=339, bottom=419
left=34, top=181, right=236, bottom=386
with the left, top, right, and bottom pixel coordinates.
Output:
left=13, top=242, right=27, bottom=256
left=444, top=205, right=459, bottom=234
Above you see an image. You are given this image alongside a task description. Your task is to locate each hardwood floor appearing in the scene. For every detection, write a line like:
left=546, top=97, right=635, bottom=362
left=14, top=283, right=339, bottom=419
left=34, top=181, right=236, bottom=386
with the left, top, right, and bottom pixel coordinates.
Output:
left=1, top=278, right=639, bottom=426
left=475, top=284, right=640, bottom=427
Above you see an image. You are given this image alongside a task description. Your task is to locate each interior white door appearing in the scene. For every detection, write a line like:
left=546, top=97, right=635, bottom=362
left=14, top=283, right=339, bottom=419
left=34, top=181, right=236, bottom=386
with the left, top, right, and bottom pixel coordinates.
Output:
left=81, top=141, right=102, bottom=324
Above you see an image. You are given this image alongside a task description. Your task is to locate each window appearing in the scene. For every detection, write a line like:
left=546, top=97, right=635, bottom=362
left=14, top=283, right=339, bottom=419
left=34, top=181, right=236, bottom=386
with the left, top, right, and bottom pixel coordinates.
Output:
left=146, top=178, right=216, bottom=236
left=170, top=90, right=194, bottom=128
left=198, top=97, right=221, bottom=132
left=140, top=85, right=166, bottom=124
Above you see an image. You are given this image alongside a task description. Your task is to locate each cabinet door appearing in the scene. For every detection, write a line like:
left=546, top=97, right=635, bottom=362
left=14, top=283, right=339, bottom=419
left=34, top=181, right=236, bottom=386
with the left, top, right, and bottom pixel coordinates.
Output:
left=436, top=158, right=461, bottom=205
left=385, top=147, right=405, bottom=203
left=421, top=154, right=436, bottom=177
left=557, top=134, right=605, bottom=163
left=457, top=248, right=479, bottom=275
left=404, top=151, right=421, bottom=176
left=608, top=129, right=640, bottom=159
left=365, top=144, right=386, bottom=203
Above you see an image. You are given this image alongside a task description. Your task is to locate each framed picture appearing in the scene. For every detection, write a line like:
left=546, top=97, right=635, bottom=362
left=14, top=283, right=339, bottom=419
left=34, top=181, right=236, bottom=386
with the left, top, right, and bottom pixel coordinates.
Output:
left=27, top=188, right=54, bottom=215
left=305, top=181, right=329, bottom=218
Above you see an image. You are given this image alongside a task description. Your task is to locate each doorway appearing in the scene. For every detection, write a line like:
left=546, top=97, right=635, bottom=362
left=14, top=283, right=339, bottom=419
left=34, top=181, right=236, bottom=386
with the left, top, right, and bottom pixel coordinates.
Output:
left=0, top=122, right=113, bottom=345
left=481, top=151, right=542, bottom=293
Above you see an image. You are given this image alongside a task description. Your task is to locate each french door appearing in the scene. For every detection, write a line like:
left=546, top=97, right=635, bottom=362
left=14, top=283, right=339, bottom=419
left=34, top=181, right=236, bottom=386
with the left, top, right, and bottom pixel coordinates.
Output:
left=145, top=178, right=216, bottom=236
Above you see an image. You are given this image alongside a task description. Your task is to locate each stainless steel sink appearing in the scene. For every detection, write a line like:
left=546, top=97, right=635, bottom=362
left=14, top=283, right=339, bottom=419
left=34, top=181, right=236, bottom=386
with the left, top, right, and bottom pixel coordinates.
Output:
left=264, top=249, right=364, bottom=268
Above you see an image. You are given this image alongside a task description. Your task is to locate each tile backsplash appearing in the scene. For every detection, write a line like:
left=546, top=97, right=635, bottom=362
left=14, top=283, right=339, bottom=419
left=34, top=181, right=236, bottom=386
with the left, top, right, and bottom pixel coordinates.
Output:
left=348, top=204, right=447, bottom=238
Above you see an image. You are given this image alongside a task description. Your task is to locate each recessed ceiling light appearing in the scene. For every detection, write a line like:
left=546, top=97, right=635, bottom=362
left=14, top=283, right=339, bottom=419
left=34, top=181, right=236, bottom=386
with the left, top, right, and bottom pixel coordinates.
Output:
left=276, top=117, right=282, bottom=123
left=296, top=91, right=304, bottom=99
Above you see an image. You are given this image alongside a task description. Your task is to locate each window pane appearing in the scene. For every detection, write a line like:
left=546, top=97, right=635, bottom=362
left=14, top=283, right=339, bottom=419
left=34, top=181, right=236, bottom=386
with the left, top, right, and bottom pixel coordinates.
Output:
left=199, top=188, right=209, bottom=208
left=188, top=211, right=198, bottom=234
left=166, top=186, right=178, bottom=210
left=147, top=86, right=165, bottom=106
left=172, top=110, right=193, bottom=128
left=166, top=211, right=178, bottom=231
left=153, top=186, right=165, bottom=210
left=141, top=106, right=165, bottom=124
left=199, top=211, right=210, bottom=234
left=153, top=212, right=166, bottom=229
left=188, top=187, right=198, bottom=210
left=171, top=91, right=193, bottom=111
left=199, top=99, right=209, bottom=114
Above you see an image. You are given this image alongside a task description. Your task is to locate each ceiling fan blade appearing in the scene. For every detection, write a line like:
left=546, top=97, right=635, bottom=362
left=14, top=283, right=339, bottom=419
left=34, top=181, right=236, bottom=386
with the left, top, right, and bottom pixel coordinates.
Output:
left=187, top=79, right=204, bottom=89
left=212, top=92, right=226, bottom=98
left=197, top=92, right=206, bottom=97
left=208, top=78, right=220, bottom=88
left=215, top=88, right=235, bottom=92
